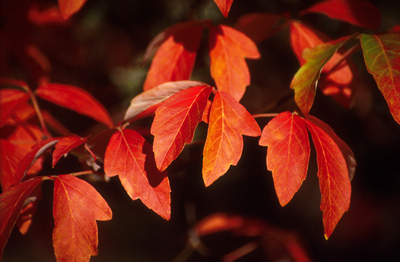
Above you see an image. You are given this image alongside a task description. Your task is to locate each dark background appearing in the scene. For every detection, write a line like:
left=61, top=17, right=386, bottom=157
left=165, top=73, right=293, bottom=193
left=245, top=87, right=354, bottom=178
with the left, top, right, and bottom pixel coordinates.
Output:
left=2, top=0, right=400, bottom=261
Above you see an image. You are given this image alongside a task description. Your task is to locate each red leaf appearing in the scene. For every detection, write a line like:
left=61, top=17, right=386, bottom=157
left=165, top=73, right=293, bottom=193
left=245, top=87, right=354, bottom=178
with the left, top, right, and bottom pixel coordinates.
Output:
left=52, top=135, right=88, bottom=167
left=300, top=0, right=381, bottom=31
left=143, top=21, right=205, bottom=91
left=202, top=91, right=261, bottom=186
left=53, top=175, right=112, bottom=262
left=151, top=86, right=213, bottom=171
left=290, top=35, right=352, bottom=115
left=235, top=13, right=284, bottom=44
left=28, top=4, right=65, bottom=26
left=16, top=189, right=41, bottom=235
left=213, top=0, right=234, bottom=17
left=0, top=89, right=30, bottom=128
left=124, top=80, right=208, bottom=121
left=104, top=129, right=171, bottom=220
left=0, top=178, right=43, bottom=260
left=35, top=83, right=114, bottom=128
left=360, top=33, right=400, bottom=124
left=209, top=25, right=260, bottom=101
left=259, top=112, right=310, bottom=206
left=305, top=118, right=351, bottom=239
left=0, top=140, right=26, bottom=190
left=57, top=0, right=87, bottom=20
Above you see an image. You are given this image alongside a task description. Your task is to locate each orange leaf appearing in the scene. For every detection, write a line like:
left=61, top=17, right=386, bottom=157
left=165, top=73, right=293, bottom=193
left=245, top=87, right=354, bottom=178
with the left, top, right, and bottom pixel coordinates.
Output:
left=143, top=21, right=205, bottom=91
left=360, top=33, right=400, bottom=124
left=104, top=129, right=171, bottom=220
left=0, top=89, right=30, bottom=128
left=299, top=0, right=381, bottom=31
left=202, top=91, right=261, bottom=186
left=305, top=118, right=351, bottom=239
left=213, top=0, right=234, bottom=17
left=259, top=112, right=310, bottom=206
left=209, top=25, right=260, bottom=101
left=52, top=135, right=88, bottom=167
left=151, top=86, right=213, bottom=171
left=0, top=178, right=43, bottom=260
left=57, top=0, right=87, bottom=20
left=53, top=175, right=112, bottom=262
left=35, top=83, right=114, bottom=128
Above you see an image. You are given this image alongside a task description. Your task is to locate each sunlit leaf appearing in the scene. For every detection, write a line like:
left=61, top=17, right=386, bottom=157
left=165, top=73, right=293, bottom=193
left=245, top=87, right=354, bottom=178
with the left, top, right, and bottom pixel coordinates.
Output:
left=104, top=129, right=171, bottom=220
left=305, top=119, right=351, bottom=239
left=53, top=175, right=112, bottom=262
left=0, top=178, right=43, bottom=260
left=213, top=0, right=234, bottom=17
left=151, top=86, right=212, bottom=171
left=202, top=91, right=261, bottom=186
left=52, top=135, right=88, bottom=167
left=360, top=33, right=400, bottom=124
left=0, top=89, right=30, bottom=128
left=57, top=0, right=87, bottom=20
left=35, top=83, right=114, bottom=128
left=209, top=25, right=260, bottom=101
left=259, top=112, right=310, bottom=206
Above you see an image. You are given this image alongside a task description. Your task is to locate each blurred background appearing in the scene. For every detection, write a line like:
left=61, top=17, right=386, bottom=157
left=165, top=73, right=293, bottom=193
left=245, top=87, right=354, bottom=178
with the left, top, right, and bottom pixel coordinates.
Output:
left=2, top=0, right=400, bottom=261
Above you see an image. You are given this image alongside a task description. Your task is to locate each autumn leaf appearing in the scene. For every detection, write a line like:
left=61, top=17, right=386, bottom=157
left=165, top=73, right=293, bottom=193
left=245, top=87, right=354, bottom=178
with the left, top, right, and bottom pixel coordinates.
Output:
left=0, top=140, right=28, bottom=191
left=299, top=0, right=381, bottom=31
left=360, top=33, right=400, bottom=124
left=35, top=83, right=114, bottom=128
left=290, top=35, right=352, bottom=115
left=124, top=81, right=208, bottom=121
left=0, top=89, right=30, bottom=127
left=202, top=91, right=261, bottom=187
left=104, top=128, right=171, bottom=220
left=53, top=175, right=112, bottom=262
left=57, top=0, right=87, bottom=20
left=209, top=25, right=260, bottom=101
left=213, top=0, right=234, bottom=17
left=0, top=178, right=43, bottom=260
left=52, top=135, right=88, bottom=167
left=259, top=112, right=310, bottom=206
left=143, top=21, right=205, bottom=91
left=151, top=86, right=213, bottom=171
left=305, top=118, right=351, bottom=239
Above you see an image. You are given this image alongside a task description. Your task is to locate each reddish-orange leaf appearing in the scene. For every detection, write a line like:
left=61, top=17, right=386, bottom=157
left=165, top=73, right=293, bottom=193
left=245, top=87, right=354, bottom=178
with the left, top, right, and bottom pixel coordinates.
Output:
left=235, top=13, right=284, bottom=44
left=360, top=33, right=400, bottom=124
left=124, top=80, right=208, bottom=121
left=202, top=91, right=261, bottom=187
left=57, top=0, right=87, bottom=20
left=300, top=0, right=381, bottom=31
left=16, top=189, right=41, bottom=235
left=213, top=0, right=233, bottom=17
left=35, top=83, right=114, bottom=128
left=290, top=35, right=352, bottom=115
left=259, top=112, right=310, bottom=206
left=0, top=89, right=30, bottom=128
left=52, top=135, right=88, bottom=167
left=305, top=119, right=351, bottom=239
left=0, top=178, right=43, bottom=260
left=209, top=25, right=260, bottom=101
left=0, top=140, right=28, bottom=191
left=151, top=86, right=213, bottom=171
left=104, top=129, right=171, bottom=220
left=143, top=21, right=205, bottom=91
left=53, top=175, right=112, bottom=262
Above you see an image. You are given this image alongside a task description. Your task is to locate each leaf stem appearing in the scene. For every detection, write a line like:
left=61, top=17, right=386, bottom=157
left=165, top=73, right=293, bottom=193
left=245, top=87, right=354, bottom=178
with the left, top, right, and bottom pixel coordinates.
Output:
left=252, top=113, right=279, bottom=119
left=27, top=87, right=51, bottom=138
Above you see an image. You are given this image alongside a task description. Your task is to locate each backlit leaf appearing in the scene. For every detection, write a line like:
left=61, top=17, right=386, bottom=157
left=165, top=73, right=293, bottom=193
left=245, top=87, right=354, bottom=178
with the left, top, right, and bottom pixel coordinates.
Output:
left=213, top=0, right=234, bottom=17
left=360, top=33, right=400, bottom=124
left=104, top=129, right=171, bottom=220
left=151, top=86, right=213, bottom=171
left=0, top=89, right=30, bottom=128
left=0, top=178, right=43, bottom=260
left=57, top=0, right=87, bottom=20
left=290, top=36, right=351, bottom=115
left=35, top=83, right=114, bottom=128
left=0, top=140, right=26, bottom=191
left=209, top=25, right=260, bottom=101
left=300, top=0, right=381, bottom=31
left=259, top=112, right=310, bottom=206
left=124, top=81, right=208, bottom=121
left=53, top=175, right=112, bottom=262
left=52, top=135, right=88, bottom=167
left=202, top=91, right=261, bottom=187
left=305, top=119, right=351, bottom=239
left=143, top=21, right=205, bottom=91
